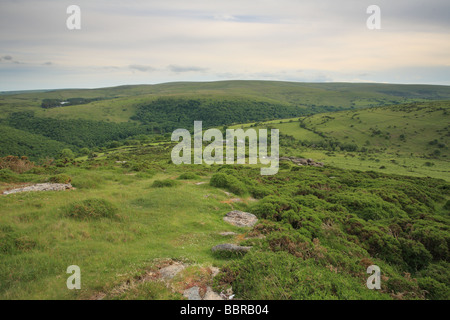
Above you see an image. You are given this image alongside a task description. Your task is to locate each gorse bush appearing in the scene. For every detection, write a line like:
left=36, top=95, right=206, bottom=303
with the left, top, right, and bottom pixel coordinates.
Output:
left=152, top=179, right=178, bottom=188
left=0, top=169, right=19, bottom=183
left=210, top=172, right=247, bottom=195
left=215, top=250, right=388, bottom=300
left=214, top=166, right=450, bottom=300
left=0, top=156, right=35, bottom=173
left=0, top=225, right=37, bottom=255
left=177, top=172, right=199, bottom=180
left=49, top=174, right=72, bottom=184
left=65, top=198, right=119, bottom=220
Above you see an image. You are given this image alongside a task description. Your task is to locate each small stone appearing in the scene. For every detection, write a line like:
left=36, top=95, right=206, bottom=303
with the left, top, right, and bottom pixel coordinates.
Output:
left=209, top=267, right=220, bottom=278
left=223, top=210, right=258, bottom=228
left=219, top=232, right=237, bottom=236
left=212, top=243, right=252, bottom=253
left=203, top=287, right=223, bottom=300
left=2, top=183, right=72, bottom=195
left=183, top=286, right=202, bottom=300
left=159, top=263, right=185, bottom=280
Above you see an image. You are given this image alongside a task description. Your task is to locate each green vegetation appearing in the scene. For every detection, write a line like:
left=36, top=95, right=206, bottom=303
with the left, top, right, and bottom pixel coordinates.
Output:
left=41, top=97, right=106, bottom=109
left=212, top=166, right=449, bottom=300
left=233, top=100, right=450, bottom=180
left=177, top=172, right=200, bottom=180
left=65, top=198, right=119, bottom=220
left=152, top=179, right=179, bottom=188
left=49, top=174, right=72, bottom=184
left=1, top=111, right=149, bottom=159
left=132, top=97, right=307, bottom=133
left=0, top=81, right=449, bottom=300
left=1, top=80, right=449, bottom=160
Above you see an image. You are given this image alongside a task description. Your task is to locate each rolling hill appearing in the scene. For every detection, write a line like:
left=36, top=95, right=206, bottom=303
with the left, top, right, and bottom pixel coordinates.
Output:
left=232, top=100, right=450, bottom=180
left=0, top=81, right=449, bottom=161
left=1, top=81, right=449, bottom=300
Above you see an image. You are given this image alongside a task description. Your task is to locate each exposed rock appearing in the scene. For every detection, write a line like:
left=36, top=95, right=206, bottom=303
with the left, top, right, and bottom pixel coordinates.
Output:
left=220, top=232, right=238, bottom=236
left=220, top=287, right=234, bottom=300
left=279, top=156, right=324, bottom=167
left=245, top=234, right=266, bottom=240
left=159, top=262, right=186, bottom=280
left=223, top=210, right=258, bottom=228
left=212, top=243, right=252, bottom=253
left=183, top=286, right=202, bottom=300
left=204, top=287, right=223, bottom=300
left=89, top=292, right=106, bottom=300
left=2, top=183, right=73, bottom=195
left=209, top=267, right=220, bottom=278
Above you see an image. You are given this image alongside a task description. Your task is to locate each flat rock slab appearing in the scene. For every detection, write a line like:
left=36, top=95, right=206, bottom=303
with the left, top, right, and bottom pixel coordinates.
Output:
left=183, top=286, right=202, bottom=300
left=209, top=267, right=220, bottom=278
left=159, top=263, right=186, bottom=280
left=204, top=287, right=223, bottom=300
left=223, top=210, right=258, bottom=228
left=212, top=243, right=252, bottom=253
left=219, top=232, right=238, bottom=236
left=2, top=183, right=72, bottom=195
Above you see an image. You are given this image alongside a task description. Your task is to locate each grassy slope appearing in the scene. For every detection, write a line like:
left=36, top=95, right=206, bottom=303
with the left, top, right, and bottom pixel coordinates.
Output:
left=0, top=142, right=448, bottom=299
left=1, top=81, right=448, bottom=162
left=0, top=167, right=248, bottom=299
left=301, top=101, right=449, bottom=156
left=231, top=100, right=450, bottom=181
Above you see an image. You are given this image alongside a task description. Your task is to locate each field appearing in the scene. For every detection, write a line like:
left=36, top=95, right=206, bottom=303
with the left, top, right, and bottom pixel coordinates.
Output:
left=231, top=100, right=450, bottom=181
left=0, top=81, right=449, bottom=300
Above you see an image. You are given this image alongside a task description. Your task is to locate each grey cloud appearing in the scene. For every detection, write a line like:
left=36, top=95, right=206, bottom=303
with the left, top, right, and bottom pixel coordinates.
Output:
left=1, top=55, right=22, bottom=64
left=43, top=61, right=52, bottom=65
left=129, top=65, right=156, bottom=72
left=168, top=65, right=208, bottom=73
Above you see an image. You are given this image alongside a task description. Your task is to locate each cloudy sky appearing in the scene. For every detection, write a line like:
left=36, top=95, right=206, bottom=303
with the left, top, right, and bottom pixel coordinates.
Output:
left=0, top=0, right=449, bottom=91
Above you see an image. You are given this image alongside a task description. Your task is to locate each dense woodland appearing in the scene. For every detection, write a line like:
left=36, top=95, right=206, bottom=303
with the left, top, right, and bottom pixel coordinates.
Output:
left=132, top=97, right=314, bottom=132
left=1, top=112, right=149, bottom=157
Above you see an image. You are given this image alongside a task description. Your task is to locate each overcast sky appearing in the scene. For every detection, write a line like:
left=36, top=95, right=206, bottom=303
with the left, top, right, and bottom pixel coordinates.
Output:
left=0, top=0, right=449, bottom=91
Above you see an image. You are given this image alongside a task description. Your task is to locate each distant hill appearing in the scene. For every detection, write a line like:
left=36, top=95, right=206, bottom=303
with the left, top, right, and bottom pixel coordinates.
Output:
left=0, top=81, right=449, bottom=160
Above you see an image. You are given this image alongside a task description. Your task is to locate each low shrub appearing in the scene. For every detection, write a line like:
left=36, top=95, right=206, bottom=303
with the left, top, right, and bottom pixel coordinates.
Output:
left=399, top=238, right=432, bottom=271
left=177, top=172, right=199, bottom=180
left=417, top=277, right=449, bottom=300
left=65, top=198, right=119, bottom=220
left=215, top=250, right=388, bottom=300
left=49, top=174, right=72, bottom=184
left=152, top=179, right=178, bottom=188
left=0, top=225, right=37, bottom=254
left=0, top=155, right=35, bottom=173
left=0, top=169, right=19, bottom=183
left=210, top=172, right=247, bottom=196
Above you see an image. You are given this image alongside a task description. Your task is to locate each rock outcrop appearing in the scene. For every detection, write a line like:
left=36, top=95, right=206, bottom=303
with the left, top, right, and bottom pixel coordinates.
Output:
left=223, top=210, right=258, bottom=228
left=279, top=156, right=324, bottom=167
left=2, top=183, right=73, bottom=195
left=211, top=243, right=252, bottom=253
